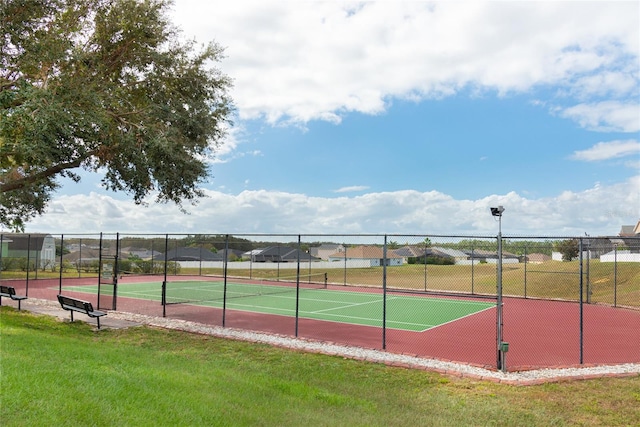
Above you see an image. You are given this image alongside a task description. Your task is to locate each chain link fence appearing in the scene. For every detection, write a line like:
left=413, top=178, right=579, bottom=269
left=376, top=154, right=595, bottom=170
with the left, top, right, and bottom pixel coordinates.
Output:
left=1, top=232, right=638, bottom=371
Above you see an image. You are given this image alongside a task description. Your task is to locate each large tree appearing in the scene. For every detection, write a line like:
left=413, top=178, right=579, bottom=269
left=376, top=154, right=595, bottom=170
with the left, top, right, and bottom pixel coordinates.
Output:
left=554, top=239, right=579, bottom=261
left=0, top=0, right=233, bottom=230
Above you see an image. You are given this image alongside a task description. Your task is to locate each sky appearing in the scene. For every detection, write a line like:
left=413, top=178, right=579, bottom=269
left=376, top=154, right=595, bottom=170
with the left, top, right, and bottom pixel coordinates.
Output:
left=23, top=0, right=640, bottom=238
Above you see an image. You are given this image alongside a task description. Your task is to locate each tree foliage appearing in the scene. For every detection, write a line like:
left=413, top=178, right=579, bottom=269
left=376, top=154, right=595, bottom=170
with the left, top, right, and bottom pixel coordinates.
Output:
left=0, top=0, right=233, bottom=230
left=554, top=239, right=579, bottom=261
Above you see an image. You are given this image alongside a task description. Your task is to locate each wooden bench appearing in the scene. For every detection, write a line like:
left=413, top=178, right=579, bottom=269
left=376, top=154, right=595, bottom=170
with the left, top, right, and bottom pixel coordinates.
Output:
left=0, top=285, right=28, bottom=311
left=57, top=294, right=107, bottom=329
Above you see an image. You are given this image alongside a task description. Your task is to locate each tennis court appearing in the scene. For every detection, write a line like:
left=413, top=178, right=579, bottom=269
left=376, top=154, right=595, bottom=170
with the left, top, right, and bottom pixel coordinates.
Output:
left=63, top=279, right=495, bottom=332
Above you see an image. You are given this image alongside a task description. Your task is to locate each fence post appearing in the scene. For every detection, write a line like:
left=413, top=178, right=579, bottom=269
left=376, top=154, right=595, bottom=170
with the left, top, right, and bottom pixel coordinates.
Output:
left=496, top=232, right=504, bottom=371
left=162, top=234, right=168, bottom=317
left=579, top=238, right=584, bottom=365
left=343, top=243, right=347, bottom=286
left=295, top=235, right=301, bottom=337
left=382, top=235, right=387, bottom=350
left=614, top=244, right=618, bottom=307
left=58, top=234, right=64, bottom=294
left=26, top=234, right=31, bottom=287
left=222, top=234, right=229, bottom=327
left=423, top=241, right=428, bottom=291
left=523, top=244, right=528, bottom=298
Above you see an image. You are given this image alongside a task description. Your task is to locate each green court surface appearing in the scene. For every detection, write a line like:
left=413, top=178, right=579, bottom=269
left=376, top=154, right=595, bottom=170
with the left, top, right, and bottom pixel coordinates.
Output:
left=63, top=280, right=495, bottom=332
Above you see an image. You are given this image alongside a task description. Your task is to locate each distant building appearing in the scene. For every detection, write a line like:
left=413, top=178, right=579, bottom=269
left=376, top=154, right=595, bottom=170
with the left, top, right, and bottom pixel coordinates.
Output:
left=1, top=233, right=56, bottom=269
left=526, top=253, right=552, bottom=264
left=1, top=237, right=11, bottom=258
left=310, top=244, right=345, bottom=260
left=327, top=245, right=403, bottom=267
left=250, top=246, right=319, bottom=263
left=154, top=247, right=222, bottom=262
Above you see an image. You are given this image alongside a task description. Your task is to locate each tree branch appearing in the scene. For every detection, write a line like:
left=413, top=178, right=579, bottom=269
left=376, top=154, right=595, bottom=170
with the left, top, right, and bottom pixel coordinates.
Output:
left=0, top=154, right=92, bottom=193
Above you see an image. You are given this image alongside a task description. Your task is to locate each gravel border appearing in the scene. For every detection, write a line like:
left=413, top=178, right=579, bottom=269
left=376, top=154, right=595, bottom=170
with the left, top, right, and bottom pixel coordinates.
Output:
left=20, top=298, right=640, bottom=385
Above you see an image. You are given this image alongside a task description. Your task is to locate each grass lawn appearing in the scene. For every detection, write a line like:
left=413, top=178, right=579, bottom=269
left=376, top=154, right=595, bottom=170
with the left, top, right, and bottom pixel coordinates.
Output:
left=2, top=307, right=639, bottom=426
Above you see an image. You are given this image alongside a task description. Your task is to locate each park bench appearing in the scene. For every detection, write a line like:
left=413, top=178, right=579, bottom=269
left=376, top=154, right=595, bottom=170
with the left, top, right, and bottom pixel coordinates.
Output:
left=0, top=285, right=28, bottom=311
left=57, top=294, right=107, bottom=329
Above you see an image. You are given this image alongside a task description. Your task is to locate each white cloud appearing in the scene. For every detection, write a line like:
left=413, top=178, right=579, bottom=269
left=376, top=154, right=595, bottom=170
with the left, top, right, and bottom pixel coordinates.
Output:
left=572, top=140, right=640, bottom=162
left=170, top=1, right=639, bottom=126
left=558, top=101, right=640, bottom=133
left=334, top=186, right=369, bottom=193
left=24, top=177, right=640, bottom=237
left=567, top=71, right=638, bottom=100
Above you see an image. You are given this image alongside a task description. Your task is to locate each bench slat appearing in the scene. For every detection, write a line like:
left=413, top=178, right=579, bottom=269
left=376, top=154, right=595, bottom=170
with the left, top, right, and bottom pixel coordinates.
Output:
left=0, top=286, right=28, bottom=310
left=57, top=294, right=107, bottom=329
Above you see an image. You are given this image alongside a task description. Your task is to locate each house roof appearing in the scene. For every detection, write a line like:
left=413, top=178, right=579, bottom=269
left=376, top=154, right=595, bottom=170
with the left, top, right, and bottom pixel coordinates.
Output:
left=3, top=233, right=52, bottom=251
left=154, top=247, right=222, bottom=261
left=316, top=244, right=343, bottom=250
left=330, top=245, right=403, bottom=259
left=254, top=246, right=318, bottom=261
left=393, top=246, right=426, bottom=257
left=527, top=253, right=551, bottom=262
left=430, top=247, right=468, bottom=258
left=620, top=225, right=637, bottom=236
left=63, top=248, right=101, bottom=261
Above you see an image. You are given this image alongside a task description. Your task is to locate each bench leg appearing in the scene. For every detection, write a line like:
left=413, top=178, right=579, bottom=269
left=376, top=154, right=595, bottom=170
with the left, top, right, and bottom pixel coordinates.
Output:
left=17, top=300, right=21, bottom=311
left=97, top=317, right=101, bottom=330
left=70, top=311, right=74, bottom=322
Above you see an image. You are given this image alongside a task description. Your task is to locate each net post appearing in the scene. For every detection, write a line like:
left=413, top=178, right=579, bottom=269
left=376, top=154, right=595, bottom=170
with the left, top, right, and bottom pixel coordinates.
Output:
left=161, top=280, right=166, bottom=317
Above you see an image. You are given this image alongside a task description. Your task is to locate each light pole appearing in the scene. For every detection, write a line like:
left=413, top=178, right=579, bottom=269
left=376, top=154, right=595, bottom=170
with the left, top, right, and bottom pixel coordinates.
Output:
left=490, top=205, right=507, bottom=372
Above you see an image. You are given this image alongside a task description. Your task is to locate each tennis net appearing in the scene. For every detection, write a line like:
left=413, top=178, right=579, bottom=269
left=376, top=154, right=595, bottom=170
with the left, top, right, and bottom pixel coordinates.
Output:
left=163, top=272, right=327, bottom=305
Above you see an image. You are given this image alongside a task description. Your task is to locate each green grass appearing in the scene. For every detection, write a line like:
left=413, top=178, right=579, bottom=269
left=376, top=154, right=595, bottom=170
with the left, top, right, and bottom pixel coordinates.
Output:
left=2, top=307, right=639, bottom=426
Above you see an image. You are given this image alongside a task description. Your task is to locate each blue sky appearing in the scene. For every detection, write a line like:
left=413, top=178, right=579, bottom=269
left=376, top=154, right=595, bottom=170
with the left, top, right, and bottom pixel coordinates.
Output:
left=24, top=1, right=640, bottom=237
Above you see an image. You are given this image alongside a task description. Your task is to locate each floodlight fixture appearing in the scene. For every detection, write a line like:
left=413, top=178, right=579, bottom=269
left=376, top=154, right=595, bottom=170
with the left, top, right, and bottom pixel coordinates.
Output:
left=489, top=205, right=506, bottom=371
left=490, top=206, right=505, bottom=217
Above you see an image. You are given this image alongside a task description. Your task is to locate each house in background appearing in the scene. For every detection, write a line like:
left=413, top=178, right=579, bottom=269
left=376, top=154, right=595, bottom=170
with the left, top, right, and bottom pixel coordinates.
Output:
left=393, top=245, right=427, bottom=262
left=619, top=220, right=640, bottom=237
left=217, top=248, right=245, bottom=261
left=154, top=247, right=222, bottom=262
left=121, top=247, right=163, bottom=260
left=431, top=247, right=470, bottom=263
left=1, top=237, right=12, bottom=259
left=618, top=220, right=640, bottom=251
left=601, top=220, right=640, bottom=262
left=328, top=245, right=403, bottom=267
left=393, top=246, right=462, bottom=264
left=310, top=244, right=345, bottom=260
left=62, top=247, right=100, bottom=270
left=465, top=249, right=520, bottom=264
left=2, top=233, right=56, bottom=269
left=250, top=246, right=319, bottom=263
left=525, top=253, right=552, bottom=264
